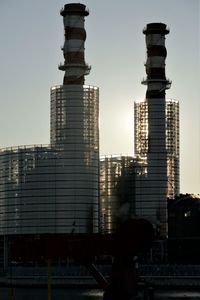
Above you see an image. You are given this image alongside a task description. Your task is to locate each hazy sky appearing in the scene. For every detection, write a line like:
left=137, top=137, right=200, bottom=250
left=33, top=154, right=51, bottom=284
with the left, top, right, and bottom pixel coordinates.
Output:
left=0, top=0, right=199, bottom=194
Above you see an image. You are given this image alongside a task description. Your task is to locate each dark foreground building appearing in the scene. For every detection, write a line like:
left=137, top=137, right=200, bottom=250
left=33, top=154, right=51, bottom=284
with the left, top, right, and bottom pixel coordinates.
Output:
left=168, top=194, right=200, bottom=263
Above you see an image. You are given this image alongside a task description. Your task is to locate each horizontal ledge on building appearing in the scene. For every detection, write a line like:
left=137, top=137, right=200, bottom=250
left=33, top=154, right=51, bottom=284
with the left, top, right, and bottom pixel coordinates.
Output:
left=60, top=5, right=89, bottom=17
left=141, top=78, right=171, bottom=86
left=58, top=63, right=91, bottom=70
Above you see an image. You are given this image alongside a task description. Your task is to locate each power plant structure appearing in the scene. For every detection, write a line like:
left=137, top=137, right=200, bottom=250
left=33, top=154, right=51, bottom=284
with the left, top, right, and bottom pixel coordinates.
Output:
left=0, top=2, right=181, bottom=276
left=50, top=3, right=99, bottom=234
left=99, top=23, right=179, bottom=238
left=100, top=156, right=149, bottom=234
left=134, top=23, right=173, bottom=237
left=100, top=156, right=136, bottom=234
left=0, top=3, right=99, bottom=268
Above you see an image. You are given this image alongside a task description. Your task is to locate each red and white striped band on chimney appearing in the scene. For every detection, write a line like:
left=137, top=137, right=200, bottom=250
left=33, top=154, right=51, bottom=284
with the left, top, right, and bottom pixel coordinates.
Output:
left=59, top=3, right=90, bottom=85
left=142, top=23, right=171, bottom=98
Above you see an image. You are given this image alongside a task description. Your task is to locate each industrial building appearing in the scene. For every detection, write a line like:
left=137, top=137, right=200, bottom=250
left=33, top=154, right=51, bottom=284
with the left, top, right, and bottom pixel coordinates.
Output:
left=100, top=24, right=180, bottom=238
left=168, top=194, right=200, bottom=240
left=168, top=194, right=200, bottom=263
left=0, top=2, right=182, bottom=274
left=100, top=156, right=145, bottom=233
left=0, top=3, right=99, bottom=268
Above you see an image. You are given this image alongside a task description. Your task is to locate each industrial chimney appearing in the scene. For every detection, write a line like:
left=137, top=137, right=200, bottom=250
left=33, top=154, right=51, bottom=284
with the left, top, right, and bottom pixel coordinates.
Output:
left=50, top=3, right=99, bottom=233
left=135, top=23, right=171, bottom=237
left=142, top=23, right=171, bottom=97
left=59, top=3, right=90, bottom=85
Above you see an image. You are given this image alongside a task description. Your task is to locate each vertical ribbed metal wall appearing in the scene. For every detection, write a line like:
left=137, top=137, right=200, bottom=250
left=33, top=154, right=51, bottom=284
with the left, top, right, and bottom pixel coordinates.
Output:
left=50, top=85, right=99, bottom=233
left=0, top=146, right=57, bottom=234
left=134, top=98, right=180, bottom=200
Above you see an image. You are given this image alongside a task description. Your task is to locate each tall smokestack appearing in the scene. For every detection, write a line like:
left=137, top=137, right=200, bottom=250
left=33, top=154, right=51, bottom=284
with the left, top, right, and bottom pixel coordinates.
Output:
left=142, top=23, right=171, bottom=98
left=59, top=4, right=90, bottom=85
left=50, top=3, right=99, bottom=234
left=137, top=23, right=171, bottom=237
